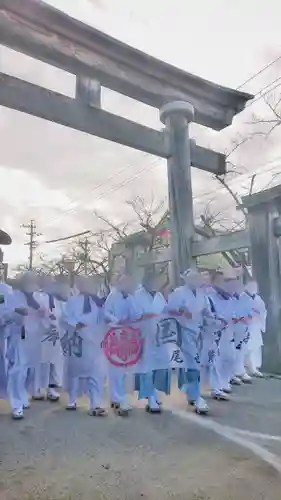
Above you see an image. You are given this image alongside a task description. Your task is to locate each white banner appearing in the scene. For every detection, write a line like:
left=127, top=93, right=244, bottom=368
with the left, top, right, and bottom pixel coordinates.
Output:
left=61, top=314, right=202, bottom=377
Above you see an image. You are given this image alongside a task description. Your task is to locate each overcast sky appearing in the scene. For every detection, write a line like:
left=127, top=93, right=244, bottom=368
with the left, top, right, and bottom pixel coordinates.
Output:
left=1, top=0, right=281, bottom=268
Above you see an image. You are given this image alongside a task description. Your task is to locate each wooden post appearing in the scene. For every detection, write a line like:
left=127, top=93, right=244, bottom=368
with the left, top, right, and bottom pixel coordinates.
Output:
left=160, top=101, right=195, bottom=286
left=75, top=76, right=101, bottom=108
left=243, top=189, right=281, bottom=373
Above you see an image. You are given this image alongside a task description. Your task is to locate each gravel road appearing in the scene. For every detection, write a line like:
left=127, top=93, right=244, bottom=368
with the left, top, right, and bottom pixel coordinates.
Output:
left=1, top=386, right=281, bottom=500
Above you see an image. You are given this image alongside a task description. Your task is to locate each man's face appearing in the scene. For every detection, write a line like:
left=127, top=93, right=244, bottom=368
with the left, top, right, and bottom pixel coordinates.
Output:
left=77, top=276, right=93, bottom=294
left=117, top=275, right=135, bottom=294
left=246, top=281, right=258, bottom=295
left=40, top=276, right=55, bottom=291
left=55, top=281, right=70, bottom=299
left=185, top=274, right=202, bottom=289
left=213, top=273, right=224, bottom=289
left=223, top=278, right=238, bottom=295
left=21, top=273, right=39, bottom=293
left=200, top=272, right=210, bottom=288
left=143, top=276, right=159, bottom=293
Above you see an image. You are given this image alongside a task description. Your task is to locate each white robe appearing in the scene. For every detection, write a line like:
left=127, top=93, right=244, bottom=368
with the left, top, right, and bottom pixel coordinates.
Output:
left=205, top=288, right=236, bottom=388
left=0, top=287, right=15, bottom=399
left=8, top=290, right=52, bottom=391
left=46, top=295, right=68, bottom=386
left=167, top=286, right=206, bottom=370
left=104, top=290, right=142, bottom=325
left=52, top=297, right=69, bottom=338
left=246, top=293, right=267, bottom=369
left=134, top=287, right=166, bottom=315
left=133, top=288, right=170, bottom=397
left=232, top=292, right=253, bottom=349
left=62, top=294, right=105, bottom=382
left=207, top=288, right=235, bottom=360
left=247, top=293, right=266, bottom=349
left=103, top=290, right=142, bottom=402
left=201, top=294, right=226, bottom=368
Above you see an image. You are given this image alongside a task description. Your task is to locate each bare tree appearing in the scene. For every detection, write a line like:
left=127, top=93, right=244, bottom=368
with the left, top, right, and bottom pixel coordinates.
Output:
left=92, top=196, right=170, bottom=287
left=252, top=89, right=281, bottom=138
left=196, top=135, right=257, bottom=276
left=34, top=196, right=169, bottom=288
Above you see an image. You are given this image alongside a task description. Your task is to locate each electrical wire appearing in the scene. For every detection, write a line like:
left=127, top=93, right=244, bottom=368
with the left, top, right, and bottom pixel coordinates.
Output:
left=45, top=230, right=92, bottom=244
left=43, top=58, right=281, bottom=231
left=39, top=57, right=281, bottom=243
left=42, top=155, right=281, bottom=250
left=44, top=156, right=162, bottom=231
left=247, top=79, right=281, bottom=108
left=43, top=152, right=151, bottom=229
left=41, top=158, right=162, bottom=244
left=236, top=54, right=281, bottom=90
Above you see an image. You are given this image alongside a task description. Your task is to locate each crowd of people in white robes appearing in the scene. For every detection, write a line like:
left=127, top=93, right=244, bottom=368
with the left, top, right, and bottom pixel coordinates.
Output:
left=0, top=266, right=267, bottom=420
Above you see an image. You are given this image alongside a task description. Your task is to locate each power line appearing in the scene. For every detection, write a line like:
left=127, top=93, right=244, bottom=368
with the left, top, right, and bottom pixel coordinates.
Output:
left=45, top=138, right=281, bottom=237
left=89, top=158, right=162, bottom=204
left=46, top=155, right=281, bottom=245
left=247, top=79, right=281, bottom=108
left=45, top=78, right=281, bottom=234
left=45, top=230, right=92, bottom=244
left=252, top=75, right=281, bottom=99
left=43, top=61, right=281, bottom=232
left=41, top=58, right=281, bottom=242
left=42, top=161, right=161, bottom=244
left=236, top=54, right=281, bottom=90
left=43, top=157, right=162, bottom=239
left=21, top=220, right=41, bottom=270
left=193, top=158, right=281, bottom=203
left=44, top=152, right=151, bottom=230
left=43, top=157, right=281, bottom=252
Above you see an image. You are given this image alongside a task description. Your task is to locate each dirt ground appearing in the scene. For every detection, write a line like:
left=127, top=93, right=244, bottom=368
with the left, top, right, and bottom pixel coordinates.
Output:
left=1, top=387, right=281, bottom=500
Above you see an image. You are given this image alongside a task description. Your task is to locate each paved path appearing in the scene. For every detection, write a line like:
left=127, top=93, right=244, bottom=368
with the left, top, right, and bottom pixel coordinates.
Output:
left=1, top=378, right=281, bottom=500
left=163, top=376, right=281, bottom=465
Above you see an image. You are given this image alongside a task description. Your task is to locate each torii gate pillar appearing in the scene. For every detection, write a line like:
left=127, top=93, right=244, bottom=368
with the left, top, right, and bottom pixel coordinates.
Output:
left=243, top=186, right=281, bottom=374
left=160, top=102, right=195, bottom=285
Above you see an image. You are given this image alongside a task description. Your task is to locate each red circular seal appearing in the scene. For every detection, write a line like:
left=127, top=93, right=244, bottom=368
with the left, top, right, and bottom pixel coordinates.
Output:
left=101, top=326, right=143, bottom=367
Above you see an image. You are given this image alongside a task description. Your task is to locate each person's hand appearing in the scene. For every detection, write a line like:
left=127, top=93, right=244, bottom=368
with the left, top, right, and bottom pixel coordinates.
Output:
left=141, top=313, right=157, bottom=319
left=15, top=307, right=28, bottom=316
left=76, top=322, right=85, bottom=329
left=219, top=318, right=227, bottom=327
left=179, top=307, right=192, bottom=319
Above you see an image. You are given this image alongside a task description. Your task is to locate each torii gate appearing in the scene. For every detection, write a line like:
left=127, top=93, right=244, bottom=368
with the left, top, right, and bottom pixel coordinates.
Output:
left=3, top=0, right=281, bottom=373
left=5, top=5, right=277, bottom=333
left=0, top=0, right=252, bottom=277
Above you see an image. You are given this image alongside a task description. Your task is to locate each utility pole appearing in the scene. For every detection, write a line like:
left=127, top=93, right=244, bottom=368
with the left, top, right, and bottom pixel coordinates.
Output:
left=21, top=220, right=41, bottom=270
left=82, top=237, right=90, bottom=275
